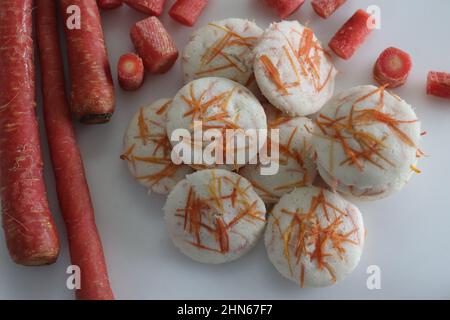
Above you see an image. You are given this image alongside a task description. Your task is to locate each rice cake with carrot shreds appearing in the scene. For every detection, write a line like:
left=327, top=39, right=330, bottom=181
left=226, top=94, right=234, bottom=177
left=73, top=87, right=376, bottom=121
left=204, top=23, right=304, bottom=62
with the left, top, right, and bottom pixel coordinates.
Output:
left=182, top=18, right=263, bottom=96
left=164, top=169, right=267, bottom=264
left=239, top=103, right=317, bottom=204
left=121, top=99, right=194, bottom=195
left=253, top=21, right=337, bottom=116
left=312, top=85, right=422, bottom=201
left=166, top=77, right=267, bottom=171
left=265, top=186, right=365, bottom=287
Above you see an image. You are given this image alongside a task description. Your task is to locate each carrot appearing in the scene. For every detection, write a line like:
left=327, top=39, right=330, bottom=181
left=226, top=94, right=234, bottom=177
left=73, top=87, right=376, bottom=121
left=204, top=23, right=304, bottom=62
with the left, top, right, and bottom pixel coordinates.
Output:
left=118, top=53, right=145, bottom=91
left=60, top=0, right=115, bottom=124
left=123, top=0, right=167, bottom=15
left=97, top=0, right=123, bottom=9
left=130, top=16, right=179, bottom=74
left=0, top=0, right=60, bottom=266
left=169, top=0, right=209, bottom=27
left=329, top=9, right=373, bottom=60
left=36, top=0, right=114, bottom=300
left=264, top=0, right=305, bottom=19
left=373, top=47, right=412, bottom=88
left=427, top=71, right=450, bottom=99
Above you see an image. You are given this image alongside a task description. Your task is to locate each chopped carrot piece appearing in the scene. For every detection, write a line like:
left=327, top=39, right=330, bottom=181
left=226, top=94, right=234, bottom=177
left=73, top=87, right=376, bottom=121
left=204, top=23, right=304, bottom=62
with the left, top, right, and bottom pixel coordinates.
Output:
left=130, top=16, right=178, bottom=74
left=260, top=55, right=289, bottom=96
left=264, top=0, right=305, bottom=19
left=97, top=0, right=122, bottom=9
left=118, top=53, right=144, bottom=91
left=169, top=0, right=208, bottom=27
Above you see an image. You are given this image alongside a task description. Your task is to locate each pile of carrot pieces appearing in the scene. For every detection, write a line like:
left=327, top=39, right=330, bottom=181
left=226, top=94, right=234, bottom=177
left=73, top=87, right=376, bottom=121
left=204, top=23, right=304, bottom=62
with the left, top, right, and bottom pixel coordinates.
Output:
left=263, top=0, right=450, bottom=97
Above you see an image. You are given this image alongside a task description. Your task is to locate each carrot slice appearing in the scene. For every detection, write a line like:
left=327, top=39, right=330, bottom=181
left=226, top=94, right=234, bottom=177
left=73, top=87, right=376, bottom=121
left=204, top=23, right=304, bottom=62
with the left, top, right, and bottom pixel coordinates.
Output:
left=123, top=0, right=166, bottom=16
left=373, top=47, right=412, bottom=88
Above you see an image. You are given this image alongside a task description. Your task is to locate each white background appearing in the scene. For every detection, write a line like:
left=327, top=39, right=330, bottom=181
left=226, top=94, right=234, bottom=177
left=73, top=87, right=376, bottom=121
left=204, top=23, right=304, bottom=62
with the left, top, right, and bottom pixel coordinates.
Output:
left=0, top=0, right=449, bottom=299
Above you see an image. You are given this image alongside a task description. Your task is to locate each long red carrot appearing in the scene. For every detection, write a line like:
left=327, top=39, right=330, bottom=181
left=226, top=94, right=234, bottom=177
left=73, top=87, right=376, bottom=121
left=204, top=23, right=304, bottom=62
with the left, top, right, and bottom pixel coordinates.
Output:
left=36, top=0, right=114, bottom=300
left=0, top=0, right=60, bottom=266
left=60, top=0, right=115, bottom=124
left=427, top=71, right=450, bottom=99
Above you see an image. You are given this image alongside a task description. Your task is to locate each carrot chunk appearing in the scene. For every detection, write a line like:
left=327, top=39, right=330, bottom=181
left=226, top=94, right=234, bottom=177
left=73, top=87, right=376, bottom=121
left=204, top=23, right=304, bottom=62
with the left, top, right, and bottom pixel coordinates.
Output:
left=118, top=53, right=145, bottom=91
left=123, top=0, right=167, bottom=15
left=169, top=0, right=208, bottom=27
left=264, top=0, right=305, bottom=19
left=311, top=0, right=346, bottom=19
left=373, top=47, right=412, bottom=88
left=130, top=16, right=179, bottom=74
left=427, top=71, right=450, bottom=99
left=329, top=9, right=373, bottom=60
left=97, top=0, right=122, bottom=9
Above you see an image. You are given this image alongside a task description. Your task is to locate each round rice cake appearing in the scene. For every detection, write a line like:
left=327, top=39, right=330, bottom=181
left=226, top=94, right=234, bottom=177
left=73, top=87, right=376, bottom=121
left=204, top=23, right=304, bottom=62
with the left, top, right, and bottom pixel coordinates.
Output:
left=253, top=21, right=337, bottom=116
left=265, top=186, right=365, bottom=287
left=167, top=77, right=267, bottom=170
left=312, top=85, right=422, bottom=201
left=239, top=104, right=317, bottom=203
left=182, top=18, right=263, bottom=95
left=122, top=99, right=194, bottom=195
left=164, top=169, right=267, bottom=264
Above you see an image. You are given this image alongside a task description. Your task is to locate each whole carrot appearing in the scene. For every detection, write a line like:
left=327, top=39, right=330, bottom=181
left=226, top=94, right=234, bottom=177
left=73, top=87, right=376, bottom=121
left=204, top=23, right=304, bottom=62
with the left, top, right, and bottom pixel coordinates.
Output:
left=36, top=0, right=114, bottom=300
left=0, top=0, right=60, bottom=266
left=60, top=0, right=115, bottom=124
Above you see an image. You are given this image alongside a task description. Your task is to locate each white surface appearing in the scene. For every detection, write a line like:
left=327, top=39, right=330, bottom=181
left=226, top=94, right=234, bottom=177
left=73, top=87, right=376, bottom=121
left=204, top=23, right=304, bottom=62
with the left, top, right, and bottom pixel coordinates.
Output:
left=0, top=0, right=449, bottom=299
